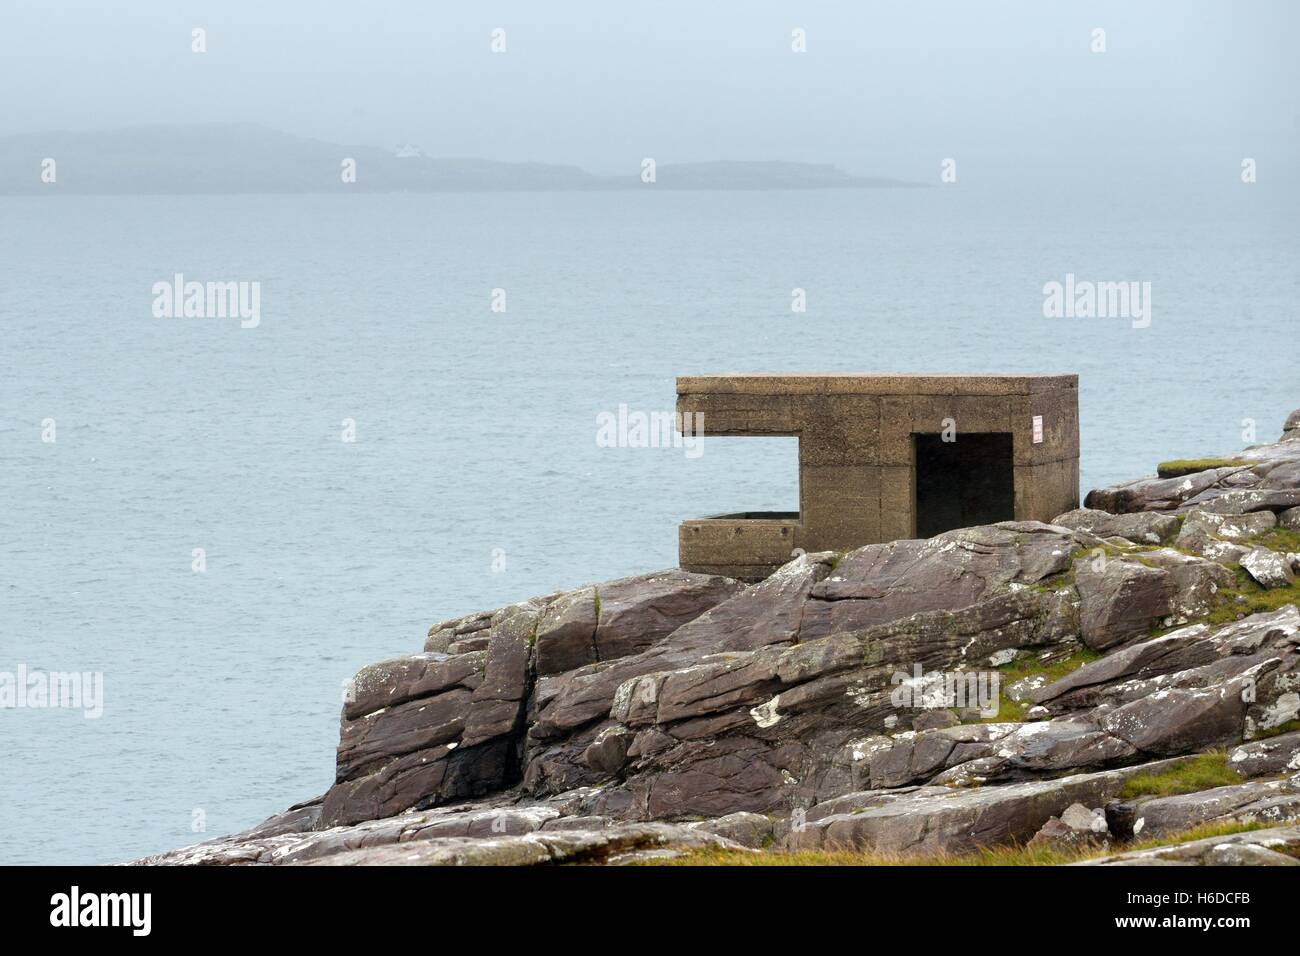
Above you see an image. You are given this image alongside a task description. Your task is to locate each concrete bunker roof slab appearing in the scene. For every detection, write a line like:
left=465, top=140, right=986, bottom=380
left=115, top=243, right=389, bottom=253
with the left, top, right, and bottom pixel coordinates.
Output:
left=677, top=373, right=1078, bottom=396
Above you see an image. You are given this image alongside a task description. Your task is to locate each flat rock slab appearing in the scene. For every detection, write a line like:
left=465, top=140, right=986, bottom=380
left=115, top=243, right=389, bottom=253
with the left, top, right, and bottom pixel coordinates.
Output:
left=1119, top=778, right=1300, bottom=840
left=1229, top=732, right=1300, bottom=778
left=1079, top=824, right=1300, bottom=866
left=1052, top=508, right=1179, bottom=545
left=801, top=522, right=1076, bottom=641
left=294, top=822, right=744, bottom=866
left=1085, top=413, right=1300, bottom=516
left=787, top=759, right=1186, bottom=857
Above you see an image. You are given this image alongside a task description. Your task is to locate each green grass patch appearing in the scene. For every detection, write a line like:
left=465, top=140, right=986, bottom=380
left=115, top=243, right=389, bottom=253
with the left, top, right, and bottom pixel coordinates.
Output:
left=1156, top=458, right=1250, bottom=479
left=998, top=647, right=1103, bottom=686
left=979, top=647, right=1101, bottom=723
left=1124, top=820, right=1273, bottom=854
left=1203, top=573, right=1300, bottom=627
left=982, top=699, right=1030, bottom=723
left=645, top=820, right=1271, bottom=866
left=1256, top=527, right=1300, bottom=554
left=1117, top=751, right=1241, bottom=799
left=1254, top=719, right=1300, bottom=740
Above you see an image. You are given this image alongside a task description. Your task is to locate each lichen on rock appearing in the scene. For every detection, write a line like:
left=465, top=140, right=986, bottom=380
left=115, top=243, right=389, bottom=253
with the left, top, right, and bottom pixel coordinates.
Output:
left=136, top=408, right=1300, bottom=866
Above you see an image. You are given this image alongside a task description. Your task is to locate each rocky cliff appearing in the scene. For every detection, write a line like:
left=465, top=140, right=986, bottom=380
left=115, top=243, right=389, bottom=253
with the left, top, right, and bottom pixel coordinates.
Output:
left=137, top=409, right=1300, bottom=866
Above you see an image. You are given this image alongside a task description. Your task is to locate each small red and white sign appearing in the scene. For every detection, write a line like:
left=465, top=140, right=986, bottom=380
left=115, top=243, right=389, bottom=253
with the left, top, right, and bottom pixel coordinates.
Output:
left=1032, top=415, right=1044, bottom=444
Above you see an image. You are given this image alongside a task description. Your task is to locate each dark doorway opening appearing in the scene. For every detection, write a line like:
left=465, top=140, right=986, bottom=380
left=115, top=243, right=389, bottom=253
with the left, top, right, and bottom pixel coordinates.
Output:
left=914, top=433, right=1015, bottom=538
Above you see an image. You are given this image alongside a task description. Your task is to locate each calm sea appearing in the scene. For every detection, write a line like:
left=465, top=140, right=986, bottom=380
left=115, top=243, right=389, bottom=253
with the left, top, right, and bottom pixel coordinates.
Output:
left=1, top=184, right=1296, bottom=863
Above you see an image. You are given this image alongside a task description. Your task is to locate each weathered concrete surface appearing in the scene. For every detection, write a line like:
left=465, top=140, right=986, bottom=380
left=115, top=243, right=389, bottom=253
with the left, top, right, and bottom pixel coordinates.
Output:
left=678, top=373, right=1079, bottom=578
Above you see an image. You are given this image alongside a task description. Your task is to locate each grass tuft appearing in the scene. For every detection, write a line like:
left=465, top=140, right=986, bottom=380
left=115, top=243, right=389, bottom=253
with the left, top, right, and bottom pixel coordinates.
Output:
left=1117, top=751, right=1241, bottom=799
left=1203, top=573, right=1300, bottom=627
left=1256, top=528, right=1300, bottom=554
left=982, top=647, right=1101, bottom=722
left=645, top=820, right=1271, bottom=866
left=1254, top=718, right=1300, bottom=740
left=1156, top=458, right=1250, bottom=479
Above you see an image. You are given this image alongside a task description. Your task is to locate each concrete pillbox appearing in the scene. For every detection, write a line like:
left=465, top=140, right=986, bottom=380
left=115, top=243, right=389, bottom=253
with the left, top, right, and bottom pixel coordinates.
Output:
left=677, top=373, right=1080, bottom=580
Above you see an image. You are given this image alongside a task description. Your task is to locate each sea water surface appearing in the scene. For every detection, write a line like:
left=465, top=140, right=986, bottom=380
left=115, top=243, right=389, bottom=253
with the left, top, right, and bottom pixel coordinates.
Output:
left=1, top=185, right=1297, bottom=864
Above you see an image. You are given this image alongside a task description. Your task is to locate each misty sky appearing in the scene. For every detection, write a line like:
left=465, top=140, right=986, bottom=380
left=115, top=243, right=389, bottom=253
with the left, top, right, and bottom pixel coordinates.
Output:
left=3, top=0, right=1297, bottom=181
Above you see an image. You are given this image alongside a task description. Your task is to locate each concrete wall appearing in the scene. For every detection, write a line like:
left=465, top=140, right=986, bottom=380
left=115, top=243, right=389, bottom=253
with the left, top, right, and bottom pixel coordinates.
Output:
left=678, top=374, right=1079, bottom=579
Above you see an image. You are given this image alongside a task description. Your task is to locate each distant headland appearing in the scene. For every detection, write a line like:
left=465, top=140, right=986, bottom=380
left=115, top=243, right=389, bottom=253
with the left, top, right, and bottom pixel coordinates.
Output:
left=0, top=123, right=927, bottom=195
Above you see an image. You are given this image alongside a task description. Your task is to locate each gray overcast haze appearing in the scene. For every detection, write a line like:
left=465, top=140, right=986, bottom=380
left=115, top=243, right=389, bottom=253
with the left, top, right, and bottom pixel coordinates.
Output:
left=4, top=1, right=1300, bottom=868
left=3, top=0, right=1297, bottom=183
